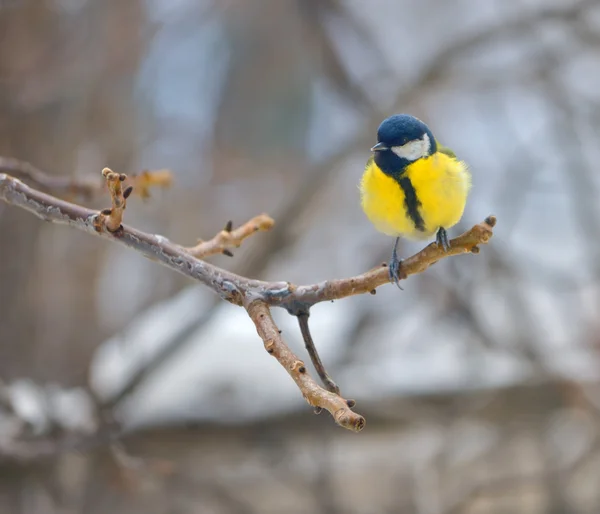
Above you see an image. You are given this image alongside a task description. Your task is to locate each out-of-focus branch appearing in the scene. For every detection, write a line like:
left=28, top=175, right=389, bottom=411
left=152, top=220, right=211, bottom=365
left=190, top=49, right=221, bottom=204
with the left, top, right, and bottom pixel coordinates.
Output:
left=0, top=427, right=115, bottom=464
left=0, top=163, right=495, bottom=430
left=127, top=169, right=173, bottom=199
left=246, top=300, right=364, bottom=432
left=184, top=215, right=274, bottom=258
left=0, top=156, right=171, bottom=200
left=395, top=0, right=597, bottom=107
left=0, top=157, right=101, bottom=199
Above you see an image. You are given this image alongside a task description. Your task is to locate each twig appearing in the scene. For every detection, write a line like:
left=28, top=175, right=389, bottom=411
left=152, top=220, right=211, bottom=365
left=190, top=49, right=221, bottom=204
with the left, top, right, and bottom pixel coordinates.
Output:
left=245, top=300, right=365, bottom=431
left=184, top=215, right=275, bottom=258
left=0, top=166, right=496, bottom=430
left=297, top=312, right=341, bottom=397
left=93, top=168, right=132, bottom=233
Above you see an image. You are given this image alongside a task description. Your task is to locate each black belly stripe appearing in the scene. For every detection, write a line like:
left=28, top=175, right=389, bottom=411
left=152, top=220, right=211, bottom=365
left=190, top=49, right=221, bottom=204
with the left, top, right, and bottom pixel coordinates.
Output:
left=397, top=176, right=426, bottom=232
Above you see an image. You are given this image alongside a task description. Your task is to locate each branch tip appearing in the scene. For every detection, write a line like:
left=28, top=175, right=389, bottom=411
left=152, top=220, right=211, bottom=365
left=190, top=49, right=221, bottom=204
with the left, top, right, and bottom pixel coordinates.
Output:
left=485, top=215, right=497, bottom=227
left=95, top=167, right=132, bottom=233
left=184, top=213, right=275, bottom=259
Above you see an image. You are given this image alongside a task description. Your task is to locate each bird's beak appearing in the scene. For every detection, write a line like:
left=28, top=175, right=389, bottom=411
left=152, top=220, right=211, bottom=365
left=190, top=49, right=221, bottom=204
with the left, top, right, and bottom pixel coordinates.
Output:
left=371, top=142, right=388, bottom=152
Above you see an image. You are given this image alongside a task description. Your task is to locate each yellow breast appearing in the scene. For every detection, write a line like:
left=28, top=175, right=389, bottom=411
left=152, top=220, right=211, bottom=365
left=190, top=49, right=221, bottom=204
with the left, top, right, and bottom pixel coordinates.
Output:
left=359, top=152, right=471, bottom=240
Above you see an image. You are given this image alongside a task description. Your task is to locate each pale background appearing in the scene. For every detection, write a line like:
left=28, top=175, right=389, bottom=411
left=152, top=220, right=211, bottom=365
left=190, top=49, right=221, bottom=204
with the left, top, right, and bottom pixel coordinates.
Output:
left=1, top=0, right=600, bottom=513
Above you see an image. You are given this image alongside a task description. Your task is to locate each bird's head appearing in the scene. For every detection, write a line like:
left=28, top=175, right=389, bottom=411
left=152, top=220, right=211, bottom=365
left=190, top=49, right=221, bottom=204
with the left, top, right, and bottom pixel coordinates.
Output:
left=371, top=114, right=437, bottom=175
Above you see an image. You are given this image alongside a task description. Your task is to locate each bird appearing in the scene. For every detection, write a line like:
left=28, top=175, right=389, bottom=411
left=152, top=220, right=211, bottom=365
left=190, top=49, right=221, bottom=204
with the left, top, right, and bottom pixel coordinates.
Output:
left=359, top=114, right=471, bottom=288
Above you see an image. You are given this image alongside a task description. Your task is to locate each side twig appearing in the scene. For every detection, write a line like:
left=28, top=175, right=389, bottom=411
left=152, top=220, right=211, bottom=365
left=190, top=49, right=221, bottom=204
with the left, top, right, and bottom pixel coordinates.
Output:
left=93, top=168, right=132, bottom=233
left=297, top=312, right=341, bottom=397
left=184, top=215, right=275, bottom=259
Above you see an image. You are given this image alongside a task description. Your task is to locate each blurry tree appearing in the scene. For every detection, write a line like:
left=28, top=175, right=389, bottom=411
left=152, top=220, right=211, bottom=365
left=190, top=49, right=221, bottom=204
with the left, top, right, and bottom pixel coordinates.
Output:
left=0, top=0, right=147, bottom=383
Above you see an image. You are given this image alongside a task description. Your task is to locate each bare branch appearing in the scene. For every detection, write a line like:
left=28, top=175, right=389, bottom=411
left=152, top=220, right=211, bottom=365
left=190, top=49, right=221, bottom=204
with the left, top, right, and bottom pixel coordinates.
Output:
left=184, top=214, right=275, bottom=259
left=246, top=300, right=365, bottom=431
left=0, top=428, right=116, bottom=464
left=276, top=216, right=495, bottom=312
left=0, top=165, right=496, bottom=429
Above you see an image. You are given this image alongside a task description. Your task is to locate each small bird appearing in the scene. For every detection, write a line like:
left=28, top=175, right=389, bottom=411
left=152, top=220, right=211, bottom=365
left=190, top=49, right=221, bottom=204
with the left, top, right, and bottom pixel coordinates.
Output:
left=360, top=114, right=471, bottom=287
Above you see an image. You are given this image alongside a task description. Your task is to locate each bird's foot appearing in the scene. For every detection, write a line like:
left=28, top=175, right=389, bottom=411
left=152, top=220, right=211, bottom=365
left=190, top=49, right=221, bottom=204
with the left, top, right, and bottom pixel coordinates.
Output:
left=436, top=227, right=450, bottom=252
left=388, top=256, right=404, bottom=289
left=388, top=237, right=407, bottom=289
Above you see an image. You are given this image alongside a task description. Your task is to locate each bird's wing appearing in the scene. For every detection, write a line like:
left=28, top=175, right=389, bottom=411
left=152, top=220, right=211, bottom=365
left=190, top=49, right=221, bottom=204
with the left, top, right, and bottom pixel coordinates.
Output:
left=437, top=144, right=457, bottom=159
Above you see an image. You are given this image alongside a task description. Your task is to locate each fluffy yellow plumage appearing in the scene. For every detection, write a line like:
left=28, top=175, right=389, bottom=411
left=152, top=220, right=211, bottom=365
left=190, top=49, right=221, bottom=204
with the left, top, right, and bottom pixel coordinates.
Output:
left=359, top=114, right=472, bottom=286
left=360, top=152, right=471, bottom=239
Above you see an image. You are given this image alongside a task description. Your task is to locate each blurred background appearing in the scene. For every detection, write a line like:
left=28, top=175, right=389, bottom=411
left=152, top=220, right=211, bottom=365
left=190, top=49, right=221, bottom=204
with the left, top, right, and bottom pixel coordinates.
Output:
left=1, top=0, right=600, bottom=512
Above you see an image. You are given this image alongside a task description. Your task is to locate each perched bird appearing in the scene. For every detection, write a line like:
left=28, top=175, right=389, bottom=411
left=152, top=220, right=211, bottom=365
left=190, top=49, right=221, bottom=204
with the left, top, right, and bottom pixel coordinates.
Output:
left=360, top=114, right=471, bottom=287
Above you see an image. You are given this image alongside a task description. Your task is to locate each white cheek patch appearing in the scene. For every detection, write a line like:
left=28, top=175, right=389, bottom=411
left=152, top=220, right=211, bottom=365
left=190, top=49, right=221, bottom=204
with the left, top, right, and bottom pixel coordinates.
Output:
left=391, top=133, right=431, bottom=161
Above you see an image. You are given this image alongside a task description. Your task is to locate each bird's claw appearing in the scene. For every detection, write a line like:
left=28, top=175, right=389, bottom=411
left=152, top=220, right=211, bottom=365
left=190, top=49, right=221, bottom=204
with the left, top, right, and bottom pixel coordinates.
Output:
left=436, top=227, right=450, bottom=252
left=388, top=256, right=404, bottom=290
left=389, top=236, right=404, bottom=289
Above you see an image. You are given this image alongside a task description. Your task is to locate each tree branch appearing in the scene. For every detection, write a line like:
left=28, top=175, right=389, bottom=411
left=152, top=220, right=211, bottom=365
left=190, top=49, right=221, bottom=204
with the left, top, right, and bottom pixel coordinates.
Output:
left=0, top=163, right=496, bottom=430
left=282, top=217, right=495, bottom=309
left=245, top=300, right=364, bottom=431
